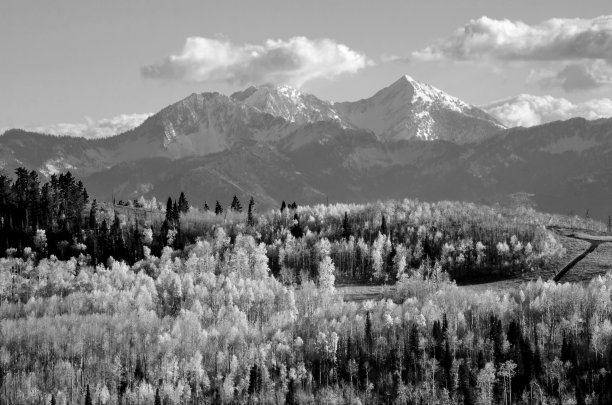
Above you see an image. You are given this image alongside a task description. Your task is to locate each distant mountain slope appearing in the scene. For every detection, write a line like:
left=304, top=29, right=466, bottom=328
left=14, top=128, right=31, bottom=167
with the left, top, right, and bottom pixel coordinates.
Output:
left=2, top=76, right=611, bottom=219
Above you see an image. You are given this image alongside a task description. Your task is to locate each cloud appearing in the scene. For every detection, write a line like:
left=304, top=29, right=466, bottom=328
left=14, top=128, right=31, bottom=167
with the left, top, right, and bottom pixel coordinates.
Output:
left=412, top=15, right=612, bottom=62
left=22, top=113, right=152, bottom=139
left=534, top=60, right=612, bottom=92
left=482, top=94, right=612, bottom=127
left=142, top=36, right=372, bottom=87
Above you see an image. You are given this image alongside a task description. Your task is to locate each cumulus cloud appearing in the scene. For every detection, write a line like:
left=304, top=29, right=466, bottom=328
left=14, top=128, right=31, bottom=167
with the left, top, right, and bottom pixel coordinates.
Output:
left=482, top=94, right=612, bottom=127
left=412, top=15, right=612, bottom=62
left=142, top=36, right=372, bottom=87
left=534, top=60, right=612, bottom=92
left=23, top=113, right=152, bottom=139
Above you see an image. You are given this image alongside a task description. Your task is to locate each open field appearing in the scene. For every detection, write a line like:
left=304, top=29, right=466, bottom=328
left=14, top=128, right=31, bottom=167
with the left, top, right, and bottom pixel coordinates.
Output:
left=338, top=232, right=612, bottom=300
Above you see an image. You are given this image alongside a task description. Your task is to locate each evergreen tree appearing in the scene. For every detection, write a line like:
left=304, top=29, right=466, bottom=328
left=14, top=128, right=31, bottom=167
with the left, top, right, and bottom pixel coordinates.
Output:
left=286, top=377, right=296, bottom=405
left=365, top=312, right=373, bottom=351
left=215, top=201, right=223, bottom=215
left=203, top=201, right=210, bottom=211
left=290, top=213, right=303, bottom=238
left=89, top=199, right=98, bottom=230
left=459, top=361, right=475, bottom=405
left=172, top=201, right=180, bottom=222
left=165, top=197, right=173, bottom=222
left=177, top=192, right=189, bottom=213
left=280, top=200, right=286, bottom=212
left=230, top=195, right=242, bottom=212
left=85, top=384, right=92, bottom=405
left=247, top=197, right=255, bottom=226
left=248, top=364, right=261, bottom=396
left=380, top=214, right=388, bottom=236
left=134, top=357, right=145, bottom=381
left=155, top=387, right=162, bottom=405
left=342, top=211, right=351, bottom=240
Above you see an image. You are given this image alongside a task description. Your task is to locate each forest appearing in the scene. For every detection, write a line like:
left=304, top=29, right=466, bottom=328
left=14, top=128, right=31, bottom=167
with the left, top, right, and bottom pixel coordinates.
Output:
left=1, top=167, right=612, bottom=404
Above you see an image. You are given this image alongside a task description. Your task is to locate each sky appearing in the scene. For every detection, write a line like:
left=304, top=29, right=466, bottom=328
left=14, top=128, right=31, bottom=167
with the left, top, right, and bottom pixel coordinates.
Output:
left=1, top=0, right=611, bottom=135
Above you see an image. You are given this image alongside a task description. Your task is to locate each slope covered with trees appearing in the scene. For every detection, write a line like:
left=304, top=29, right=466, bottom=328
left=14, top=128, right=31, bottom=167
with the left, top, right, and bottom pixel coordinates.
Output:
left=2, top=234, right=612, bottom=404
left=1, top=167, right=610, bottom=404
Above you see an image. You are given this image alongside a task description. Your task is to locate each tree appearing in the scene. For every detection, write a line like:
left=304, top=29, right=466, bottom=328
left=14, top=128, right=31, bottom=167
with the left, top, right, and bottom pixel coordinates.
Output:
left=476, top=362, right=496, bottom=405
left=155, top=387, right=162, bottom=405
left=290, top=213, right=303, bottom=238
left=498, top=360, right=517, bottom=405
left=85, top=384, right=92, bottom=405
left=280, top=200, right=287, bottom=212
left=247, top=197, right=255, bottom=226
left=230, top=195, right=242, bottom=212
left=380, top=214, right=388, bottom=236
left=215, top=201, right=223, bottom=215
left=365, top=312, right=373, bottom=351
left=172, top=200, right=180, bottom=222
left=203, top=201, right=210, bottom=211
left=89, top=199, right=98, bottom=230
left=318, top=255, right=335, bottom=293
left=166, top=197, right=174, bottom=222
left=178, top=191, right=189, bottom=213
left=286, top=377, right=296, bottom=405
left=342, top=212, right=351, bottom=240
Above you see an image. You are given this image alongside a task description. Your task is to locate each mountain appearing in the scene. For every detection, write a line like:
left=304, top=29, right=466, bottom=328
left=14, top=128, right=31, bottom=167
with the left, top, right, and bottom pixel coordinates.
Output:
left=334, top=75, right=505, bottom=143
left=2, top=76, right=610, bottom=220
left=231, top=84, right=347, bottom=126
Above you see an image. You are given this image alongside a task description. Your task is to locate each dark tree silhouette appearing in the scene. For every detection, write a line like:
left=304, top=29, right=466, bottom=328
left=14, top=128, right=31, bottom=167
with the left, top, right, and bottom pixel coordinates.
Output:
left=215, top=201, right=223, bottom=215
left=178, top=192, right=189, bottom=213
left=247, top=197, right=255, bottom=226
left=230, top=195, right=242, bottom=212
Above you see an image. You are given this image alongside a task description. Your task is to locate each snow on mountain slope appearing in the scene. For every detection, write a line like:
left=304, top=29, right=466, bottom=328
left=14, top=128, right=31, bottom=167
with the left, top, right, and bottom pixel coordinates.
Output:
left=231, top=84, right=348, bottom=126
left=334, top=75, right=504, bottom=143
left=154, top=91, right=293, bottom=157
left=0, top=75, right=507, bottom=180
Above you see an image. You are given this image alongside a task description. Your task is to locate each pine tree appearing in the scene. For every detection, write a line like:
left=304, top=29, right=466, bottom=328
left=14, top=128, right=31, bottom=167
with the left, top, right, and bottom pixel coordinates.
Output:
left=177, top=191, right=189, bottom=213
left=85, top=384, right=92, bottom=405
left=230, top=195, right=242, bottom=212
left=215, top=201, right=223, bottom=215
left=165, top=197, right=173, bottom=222
left=290, top=213, right=303, bottom=238
left=203, top=201, right=210, bottom=211
left=89, top=199, right=98, bottom=230
left=286, top=377, right=296, bottom=405
left=365, top=312, right=373, bottom=351
left=154, top=387, right=162, bottom=405
left=280, top=200, right=286, bottom=212
left=134, top=356, right=145, bottom=381
left=248, top=364, right=260, bottom=396
left=342, top=211, right=351, bottom=240
left=381, top=214, right=388, bottom=236
left=172, top=201, right=179, bottom=222
left=247, top=197, right=255, bottom=226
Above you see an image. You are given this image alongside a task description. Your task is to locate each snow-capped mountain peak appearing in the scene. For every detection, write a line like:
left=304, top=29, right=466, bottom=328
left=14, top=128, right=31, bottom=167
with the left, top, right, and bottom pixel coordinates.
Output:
left=334, top=75, right=504, bottom=143
left=231, top=84, right=347, bottom=126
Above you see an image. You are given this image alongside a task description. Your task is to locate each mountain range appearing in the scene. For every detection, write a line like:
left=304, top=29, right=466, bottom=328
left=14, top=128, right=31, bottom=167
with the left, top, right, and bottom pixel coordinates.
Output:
left=1, top=75, right=611, bottom=220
